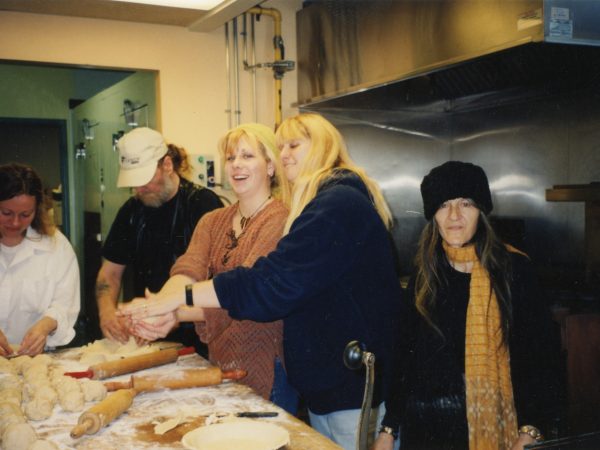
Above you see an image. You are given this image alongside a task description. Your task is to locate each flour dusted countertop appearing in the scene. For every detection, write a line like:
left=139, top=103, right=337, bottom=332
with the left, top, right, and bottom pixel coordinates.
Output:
left=27, top=347, right=342, bottom=450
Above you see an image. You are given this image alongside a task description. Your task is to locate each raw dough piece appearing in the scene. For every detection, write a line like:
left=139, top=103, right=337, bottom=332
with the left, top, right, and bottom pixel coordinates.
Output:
left=59, top=387, right=85, bottom=412
left=181, top=420, right=290, bottom=450
left=28, top=440, right=59, bottom=450
left=31, top=354, right=53, bottom=366
left=0, top=401, right=25, bottom=435
left=0, top=357, right=17, bottom=374
left=53, top=375, right=79, bottom=395
left=1, top=387, right=22, bottom=406
left=24, top=397, right=54, bottom=421
left=79, top=337, right=156, bottom=364
left=79, top=352, right=107, bottom=366
left=0, top=373, right=21, bottom=390
left=10, top=355, right=32, bottom=374
left=80, top=379, right=107, bottom=402
left=154, top=412, right=184, bottom=435
left=2, top=422, right=37, bottom=450
left=35, top=384, right=58, bottom=404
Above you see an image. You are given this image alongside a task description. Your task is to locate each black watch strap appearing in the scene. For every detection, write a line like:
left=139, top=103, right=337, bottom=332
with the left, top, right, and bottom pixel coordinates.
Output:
left=185, top=284, right=194, bottom=306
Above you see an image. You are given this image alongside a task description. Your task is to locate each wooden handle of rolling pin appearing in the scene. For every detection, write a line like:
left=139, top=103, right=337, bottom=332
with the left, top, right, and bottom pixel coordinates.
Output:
left=90, top=347, right=181, bottom=379
left=70, top=388, right=137, bottom=439
left=104, top=367, right=247, bottom=392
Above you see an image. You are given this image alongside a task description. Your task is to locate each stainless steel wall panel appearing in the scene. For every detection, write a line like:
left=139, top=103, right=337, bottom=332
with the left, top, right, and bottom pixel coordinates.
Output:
left=297, top=0, right=544, bottom=106
left=307, top=86, right=600, bottom=275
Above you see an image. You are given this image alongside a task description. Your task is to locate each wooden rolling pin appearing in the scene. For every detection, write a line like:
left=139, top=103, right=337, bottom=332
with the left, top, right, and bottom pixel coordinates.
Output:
left=103, top=367, right=247, bottom=392
left=70, top=388, right=137, bottom=439
left=64, top=346, right=195, bottom=379
left=70, top=367, right=247, bottom=439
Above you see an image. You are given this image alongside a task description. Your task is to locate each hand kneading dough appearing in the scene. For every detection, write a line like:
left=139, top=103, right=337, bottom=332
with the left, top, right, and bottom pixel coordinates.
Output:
left=181, top=420, right=290, bottom=450
left=80, top=379, right=107, bottom=402
left=2, top=423, right=37, bottom=450
left=28, top=440, right=59, bottom=450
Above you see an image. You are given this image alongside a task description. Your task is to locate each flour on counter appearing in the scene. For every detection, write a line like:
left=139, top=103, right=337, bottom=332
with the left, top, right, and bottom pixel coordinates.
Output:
left=27, top=352, right=297, bottom=449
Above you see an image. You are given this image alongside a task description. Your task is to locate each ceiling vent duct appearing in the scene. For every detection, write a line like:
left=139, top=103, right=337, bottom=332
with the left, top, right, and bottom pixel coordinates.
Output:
left=296, top=0, right=600, bottom=110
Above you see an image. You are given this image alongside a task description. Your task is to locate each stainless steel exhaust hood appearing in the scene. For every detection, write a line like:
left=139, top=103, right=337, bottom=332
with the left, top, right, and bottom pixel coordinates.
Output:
left=296, top=0, right=600, bottom=109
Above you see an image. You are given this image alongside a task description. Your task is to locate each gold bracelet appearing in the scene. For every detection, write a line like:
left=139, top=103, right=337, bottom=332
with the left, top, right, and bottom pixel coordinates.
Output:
left=519, top=425, right=544, bottom=442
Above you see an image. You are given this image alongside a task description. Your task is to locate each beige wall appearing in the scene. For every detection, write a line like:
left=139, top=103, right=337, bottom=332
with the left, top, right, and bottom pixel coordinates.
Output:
left=0, top=0, right=301, bottom=157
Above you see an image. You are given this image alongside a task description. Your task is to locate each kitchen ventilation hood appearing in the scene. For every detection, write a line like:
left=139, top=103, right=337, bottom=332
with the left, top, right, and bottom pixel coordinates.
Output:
left=296, top=0, right=600, bottom=110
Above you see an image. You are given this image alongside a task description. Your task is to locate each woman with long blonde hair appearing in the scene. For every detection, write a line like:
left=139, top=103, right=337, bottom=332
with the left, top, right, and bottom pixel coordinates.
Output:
left=121, top=113, right=403, bottom=450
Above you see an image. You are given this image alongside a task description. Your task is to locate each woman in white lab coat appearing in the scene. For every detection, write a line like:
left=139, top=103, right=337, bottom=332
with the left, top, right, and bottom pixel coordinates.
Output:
left=0, top=163, right=80, bottom=356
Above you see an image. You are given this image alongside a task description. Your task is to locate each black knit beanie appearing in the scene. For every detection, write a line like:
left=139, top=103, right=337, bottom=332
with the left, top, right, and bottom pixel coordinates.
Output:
left=420, top=161, right=493, bottom=220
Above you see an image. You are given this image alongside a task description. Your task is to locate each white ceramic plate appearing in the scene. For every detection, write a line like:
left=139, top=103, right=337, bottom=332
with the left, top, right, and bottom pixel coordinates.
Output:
left=181, top=419, right=290, bottom=450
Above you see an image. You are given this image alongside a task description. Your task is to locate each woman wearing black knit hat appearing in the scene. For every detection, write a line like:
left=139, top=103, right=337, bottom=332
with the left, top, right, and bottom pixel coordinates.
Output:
left=374, top=161, right=561, bottom=450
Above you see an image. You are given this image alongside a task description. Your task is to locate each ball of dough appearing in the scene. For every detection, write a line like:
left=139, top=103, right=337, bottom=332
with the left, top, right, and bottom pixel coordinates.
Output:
left=35, top=384, right=58, bottom=405
left=2, top=423, right=37, bottom=450
left=80, top=379, right=107, bottom=402
left=59, top=388, right=85, bottom=412
left=0, top=373, right=22, bottom=390
left=24, top=397, right=54, bottom=421
left=24, top=364, right=48, bottom=381
left=53, top=376, right=79, bottom=395
left=9, top=355, right=31, bottom=374
left=28, top=440, right=59, bottom=450
left=31, top=354, right=53, bottom=367
left=0, top=401, right=25, bottom=435
left=0, top=358, right=17, bottom=375
left=1, top=387, right=22, bottom=406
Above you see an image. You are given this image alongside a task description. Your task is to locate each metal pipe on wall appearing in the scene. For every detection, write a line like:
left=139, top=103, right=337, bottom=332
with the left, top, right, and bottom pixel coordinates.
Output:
left=232, top=17, right=241, bottom=127
left=247, top=6, right=284, bottom=128
left=224, top=22, right=232, bottom=129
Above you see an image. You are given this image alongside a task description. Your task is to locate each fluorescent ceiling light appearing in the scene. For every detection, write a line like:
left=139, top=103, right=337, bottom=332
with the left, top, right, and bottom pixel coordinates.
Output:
left=107, top=0, right=223, bottom=10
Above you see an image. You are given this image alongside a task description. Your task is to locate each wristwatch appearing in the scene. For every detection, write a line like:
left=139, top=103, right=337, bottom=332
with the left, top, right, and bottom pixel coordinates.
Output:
left=378, top=425, right=398, bottom=439
left=518, top=425, right=544, bottom=442
left=185, top=284, right=194, bottom=306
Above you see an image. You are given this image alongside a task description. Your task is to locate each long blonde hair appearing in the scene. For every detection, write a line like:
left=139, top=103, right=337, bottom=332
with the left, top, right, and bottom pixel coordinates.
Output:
left=275, top=113, right=392, bottom=234
left=218, top=123, right=291, bottom=207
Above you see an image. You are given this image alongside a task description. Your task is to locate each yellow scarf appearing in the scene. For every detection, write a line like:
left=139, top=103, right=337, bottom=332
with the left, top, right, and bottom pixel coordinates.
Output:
left=443, top=242, right=518, bottom=450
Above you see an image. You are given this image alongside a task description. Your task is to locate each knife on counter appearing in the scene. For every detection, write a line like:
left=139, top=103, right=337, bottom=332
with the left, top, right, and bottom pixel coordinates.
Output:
left=235, top=412, right=278, bottom=418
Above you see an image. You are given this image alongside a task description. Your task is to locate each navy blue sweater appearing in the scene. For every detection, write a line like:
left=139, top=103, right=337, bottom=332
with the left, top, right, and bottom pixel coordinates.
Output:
left=214, top=171, right=403, bottom=414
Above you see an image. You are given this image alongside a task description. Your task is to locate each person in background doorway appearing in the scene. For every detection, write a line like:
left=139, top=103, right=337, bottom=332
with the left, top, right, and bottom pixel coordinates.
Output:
left=373, top=161, right=561, bottom=450
left=0, top=163, right=80, bottom=356
left=120, top=113, right=403, bottom=450
left=128, top=123, right=298, bottom=413
left=96, top=127, right=223, bottom=352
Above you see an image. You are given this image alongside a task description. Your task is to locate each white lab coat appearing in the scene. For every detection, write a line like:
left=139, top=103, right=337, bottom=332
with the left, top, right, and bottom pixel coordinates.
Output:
left=0, top=227, right=80, bottom=348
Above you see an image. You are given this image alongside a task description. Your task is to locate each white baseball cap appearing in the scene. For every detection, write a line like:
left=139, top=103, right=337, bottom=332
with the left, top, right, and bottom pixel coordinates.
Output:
left=116, top=127, right=168, bottom=187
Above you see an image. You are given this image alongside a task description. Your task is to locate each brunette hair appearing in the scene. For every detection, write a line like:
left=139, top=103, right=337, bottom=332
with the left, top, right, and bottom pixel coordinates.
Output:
left=160, top=143, right=192, bottom=179
left=414, top=210, right=513, bottom=343
left=0, top=163, right=55, bottom=237
left=275, top=113, right=392, bottom=234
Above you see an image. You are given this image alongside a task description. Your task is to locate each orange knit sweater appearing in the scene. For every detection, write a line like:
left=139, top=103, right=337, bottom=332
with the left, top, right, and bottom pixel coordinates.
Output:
left=170, top=199, right=288, bottom=399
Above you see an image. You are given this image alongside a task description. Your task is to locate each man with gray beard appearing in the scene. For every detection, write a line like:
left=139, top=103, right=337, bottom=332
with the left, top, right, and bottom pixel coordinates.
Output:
left=96, top=127, right=222, bottom=351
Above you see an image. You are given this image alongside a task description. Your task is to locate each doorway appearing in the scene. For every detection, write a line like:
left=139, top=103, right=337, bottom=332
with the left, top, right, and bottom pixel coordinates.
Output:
left=0, top=118, right=69, bottom=236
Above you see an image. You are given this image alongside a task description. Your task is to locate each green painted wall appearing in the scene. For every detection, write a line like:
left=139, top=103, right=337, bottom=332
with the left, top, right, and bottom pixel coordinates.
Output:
left=0, top=64, right=73, bottom=119
left=72, top=71, right=157, bottom=240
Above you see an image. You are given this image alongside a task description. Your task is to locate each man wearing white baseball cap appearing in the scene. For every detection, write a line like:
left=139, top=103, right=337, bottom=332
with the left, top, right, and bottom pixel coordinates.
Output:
left=95, top=127, right=223, bottom=351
